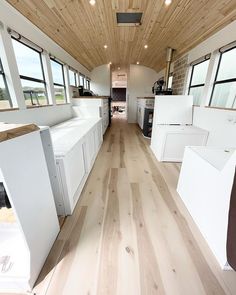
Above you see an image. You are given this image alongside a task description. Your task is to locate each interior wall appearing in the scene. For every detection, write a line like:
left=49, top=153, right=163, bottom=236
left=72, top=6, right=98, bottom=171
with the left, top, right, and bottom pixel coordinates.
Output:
left=156, top=20, right=236, bottom=147
left=90, top=65, right=111, bottom=96
left=128, top=65, right=157, bottom=123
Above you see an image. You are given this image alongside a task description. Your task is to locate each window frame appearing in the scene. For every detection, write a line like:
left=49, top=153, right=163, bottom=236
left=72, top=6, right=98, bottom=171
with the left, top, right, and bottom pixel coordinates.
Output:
left=0, top=58, right=12, bottom=108
left=209, top=46, right=236, bottom=108
left=188, top=58, right=209, bottom=105
left=12, top=37, right=49, bottom=106
left=50, top=57, right=67, bottom=103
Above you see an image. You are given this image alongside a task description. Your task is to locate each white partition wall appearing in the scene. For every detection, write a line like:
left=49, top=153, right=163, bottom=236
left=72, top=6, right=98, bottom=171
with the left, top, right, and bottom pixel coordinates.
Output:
left=177, top=147, right=236, bottom=269
left=0, top=130, right=59, bottom=292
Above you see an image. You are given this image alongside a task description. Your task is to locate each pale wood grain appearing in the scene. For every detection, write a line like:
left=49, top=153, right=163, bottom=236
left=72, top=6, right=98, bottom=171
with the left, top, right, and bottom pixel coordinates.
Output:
left=29, top=118, right=236, bottom=295
left=6, top=0, right=236, bottom=71
left=0, top=123, right=39, bottom=142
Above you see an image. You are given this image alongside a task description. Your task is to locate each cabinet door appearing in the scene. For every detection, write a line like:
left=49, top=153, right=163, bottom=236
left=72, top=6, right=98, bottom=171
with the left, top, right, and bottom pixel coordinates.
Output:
left=86, top=129, right=96, bottom=170
left=63, top=140, right=87, bottom=212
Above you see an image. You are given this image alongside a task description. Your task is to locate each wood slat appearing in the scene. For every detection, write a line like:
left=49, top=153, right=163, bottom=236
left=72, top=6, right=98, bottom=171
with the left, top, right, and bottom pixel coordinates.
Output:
left=6, top=0, right=236, bottom=71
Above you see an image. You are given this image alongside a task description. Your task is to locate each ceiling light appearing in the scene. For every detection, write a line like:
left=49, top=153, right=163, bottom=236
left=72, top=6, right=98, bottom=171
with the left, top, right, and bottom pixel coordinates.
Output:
left=136, top=61, right=140, bottom=65
left=104, top=44, right=108, bottom=49
left=118, top=67, right=121, bottom=70
left=89, top=0, right=96, bottom=5
left=144, top=44, right=148, bottom=49
left=165, top=0, right=172, bottom=5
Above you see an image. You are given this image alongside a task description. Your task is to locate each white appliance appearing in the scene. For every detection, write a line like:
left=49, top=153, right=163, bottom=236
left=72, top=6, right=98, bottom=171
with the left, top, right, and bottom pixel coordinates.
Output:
left=151, top=95, right=209, bottom=162
left=177, top=147, right=236, bottom=269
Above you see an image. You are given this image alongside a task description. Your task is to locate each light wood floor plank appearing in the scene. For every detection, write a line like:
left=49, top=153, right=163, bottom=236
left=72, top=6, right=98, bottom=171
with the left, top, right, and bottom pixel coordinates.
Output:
left=30, top=118, right=236, bottom=295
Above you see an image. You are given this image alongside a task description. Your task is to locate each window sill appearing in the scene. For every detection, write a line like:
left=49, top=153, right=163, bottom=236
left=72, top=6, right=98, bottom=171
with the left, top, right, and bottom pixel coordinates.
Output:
left=205, top=106, right=236, bottom=111
left=55, top=103, right=71, bottom=106
left=26, top=104, right=54, bottom=109
left=0, top=108, right=19, bottom=112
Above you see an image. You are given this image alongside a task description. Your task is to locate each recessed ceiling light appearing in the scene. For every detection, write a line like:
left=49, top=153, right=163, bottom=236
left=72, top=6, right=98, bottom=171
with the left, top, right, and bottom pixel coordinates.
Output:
left=89, top=0, right=96, bottom=5
left=136, top=61, right=140, bottom=65
left=144, top=44, right=148, bottom=49
left=165, top=0, right=172, bottom=5
left=104, top=44, right=108, bottom=49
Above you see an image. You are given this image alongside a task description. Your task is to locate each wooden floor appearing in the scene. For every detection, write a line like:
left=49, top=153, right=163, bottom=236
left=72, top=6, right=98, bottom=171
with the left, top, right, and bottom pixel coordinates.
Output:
left=32, top=118, right=236, bottom=295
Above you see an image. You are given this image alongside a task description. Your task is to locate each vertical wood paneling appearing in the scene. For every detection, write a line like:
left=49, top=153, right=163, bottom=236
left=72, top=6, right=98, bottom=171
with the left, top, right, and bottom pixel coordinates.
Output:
left=6, top=0, right=236, bottom=71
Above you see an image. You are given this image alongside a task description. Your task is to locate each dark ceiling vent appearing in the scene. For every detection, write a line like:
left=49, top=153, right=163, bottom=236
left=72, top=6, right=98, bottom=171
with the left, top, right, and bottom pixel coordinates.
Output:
left=116, top=13, right=143, bottom=27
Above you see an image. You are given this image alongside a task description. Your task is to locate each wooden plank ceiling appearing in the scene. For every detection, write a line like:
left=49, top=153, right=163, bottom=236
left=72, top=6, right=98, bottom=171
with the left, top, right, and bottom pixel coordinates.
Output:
left=6, top=0, right=236, bottom=72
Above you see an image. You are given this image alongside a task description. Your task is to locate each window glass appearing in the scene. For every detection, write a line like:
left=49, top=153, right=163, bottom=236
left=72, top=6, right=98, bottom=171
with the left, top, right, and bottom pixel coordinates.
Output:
left=79, top=75, right=84, bottom=86
left=217, top=48, right=236, bottom=81
left=0, top=74, right=11, bottom=109
left=12, top=38, right=48, bottom=106
left=188, top=59, right=209, bottom=105
left=51, top=59, right=64, bottom=85
left=76, top=73, right=79, bottom=87
left=12, top=39, right=44, bottom=80
left=168, top=75, right=173, bottom=89
left=191, top=60, right=209, bottom=85
left=54, top=85, right=66, bottom=104
left=50, top=58, right=67, bottom=104
left=69, top=69, right=76, bottom=86
left=210, top=47, right=236, bottom=109
left=211, top=82, right=236, bottom=108
left=189, top=86, right=204, bottom=106
left=21, top=80, right=48, bottom=106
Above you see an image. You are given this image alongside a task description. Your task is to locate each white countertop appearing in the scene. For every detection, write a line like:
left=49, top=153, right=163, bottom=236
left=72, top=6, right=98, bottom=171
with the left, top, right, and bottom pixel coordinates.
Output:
left=50, top=117, right=101, bottom=156
left=190, top=146, right=236, bottom=171
left=156, top=125, right=208, bottom=134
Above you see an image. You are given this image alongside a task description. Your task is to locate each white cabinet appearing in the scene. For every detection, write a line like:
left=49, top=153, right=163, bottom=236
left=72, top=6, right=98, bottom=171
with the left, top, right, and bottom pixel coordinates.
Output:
left=72, top=97, right=109, bottom=134
left=0, top=128, right=59, bottom=293
left=177, top=147, right=236, bottom=269
left=151, top=125, right=208, bottom=162
left=50, top=118, right=103, bottom=215
left=151, top=95, right=209, bottom=162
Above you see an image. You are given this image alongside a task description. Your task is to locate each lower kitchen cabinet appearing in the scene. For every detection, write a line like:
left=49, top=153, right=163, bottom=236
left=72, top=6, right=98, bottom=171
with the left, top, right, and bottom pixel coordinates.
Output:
left=50, top=118, right=103, bottom=215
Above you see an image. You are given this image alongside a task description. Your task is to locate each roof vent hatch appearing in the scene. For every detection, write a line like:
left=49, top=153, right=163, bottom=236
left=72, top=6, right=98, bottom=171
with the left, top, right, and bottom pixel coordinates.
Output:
left=116, top=12, right=142, bottom=27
